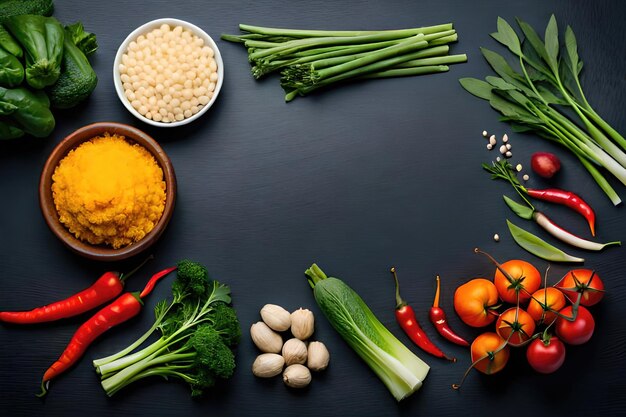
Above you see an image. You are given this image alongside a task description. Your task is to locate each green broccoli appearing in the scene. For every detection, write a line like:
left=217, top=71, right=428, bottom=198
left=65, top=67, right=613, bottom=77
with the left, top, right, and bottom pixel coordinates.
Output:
left=93, top=260, right=240, bottom=397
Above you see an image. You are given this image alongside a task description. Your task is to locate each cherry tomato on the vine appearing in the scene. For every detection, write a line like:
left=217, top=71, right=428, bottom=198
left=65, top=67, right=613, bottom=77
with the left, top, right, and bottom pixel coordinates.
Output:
left=527, top=287, right=567, bottom=325
left=526, top=335, right=566, bottom=374
left=556, top=269, right=604, bottom=306
left=454, top=278, right=499, bottom=327
left=471, top=332, right=510, bottom=375
left=496, top=307, right=536, bottom=347
left=494, top=260, right=541, bottom=304
left=555, top=305, right=595, bottom=345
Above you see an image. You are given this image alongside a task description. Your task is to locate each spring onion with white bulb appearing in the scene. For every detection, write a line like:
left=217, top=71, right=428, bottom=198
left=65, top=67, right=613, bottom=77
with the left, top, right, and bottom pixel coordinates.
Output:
left=222, top=23, right=466, bottom=101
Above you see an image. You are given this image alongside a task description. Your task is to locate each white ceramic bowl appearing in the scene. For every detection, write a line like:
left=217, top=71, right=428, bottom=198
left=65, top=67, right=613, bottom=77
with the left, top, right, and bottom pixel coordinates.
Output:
left=113, top=18, right=224, bottom=127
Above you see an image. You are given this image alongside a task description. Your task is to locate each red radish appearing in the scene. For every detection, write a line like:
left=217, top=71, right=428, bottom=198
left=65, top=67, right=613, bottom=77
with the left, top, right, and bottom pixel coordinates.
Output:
left=531, top=152, right=561, bottom=178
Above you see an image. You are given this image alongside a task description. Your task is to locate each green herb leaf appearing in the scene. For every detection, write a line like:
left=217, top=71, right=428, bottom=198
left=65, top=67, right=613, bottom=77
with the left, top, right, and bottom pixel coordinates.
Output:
left=491, top=17, right=522, bottom=56
left=506, top=219, right=585, bottom=263
left=486, top=76, right=517, bottom=90
left=458, top=77, right=493, bottom=100
left=503, top=195, right=534, bottom=219
left=516, top=18, right=550, bottom=65
left=520, top=38, right=551, bottom=78
left=544, top=15, right=559, bottom=71
left=564, top=25, right=579, bottom=76
left=480, top=48, right=536, bottom=96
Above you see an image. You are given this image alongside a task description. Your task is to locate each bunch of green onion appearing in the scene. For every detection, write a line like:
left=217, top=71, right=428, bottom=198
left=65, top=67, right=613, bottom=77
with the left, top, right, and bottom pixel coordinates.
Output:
left=221, top=23, right=467, bottom=101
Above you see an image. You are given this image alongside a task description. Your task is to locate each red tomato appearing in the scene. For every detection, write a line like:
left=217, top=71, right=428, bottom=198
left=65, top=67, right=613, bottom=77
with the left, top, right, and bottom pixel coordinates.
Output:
left=495, top=307, right=536, bottom=347
left=555, top=305, right=595, bottom=345
left=493, top=260, right=541, bottom=304
left=471, top=332, right=510, bottom=374
left=556, top=269, right=605, bottom=306
left=527, top=287, right=567, bottom=325
left=526, top=336, right=566, bottom=374
left=454, top=278, right=500, bottom=327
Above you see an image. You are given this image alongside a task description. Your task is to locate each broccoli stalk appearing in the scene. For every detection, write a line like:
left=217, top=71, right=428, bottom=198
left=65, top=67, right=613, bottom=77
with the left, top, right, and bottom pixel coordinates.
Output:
left=93, top=260, right=241, bottom=397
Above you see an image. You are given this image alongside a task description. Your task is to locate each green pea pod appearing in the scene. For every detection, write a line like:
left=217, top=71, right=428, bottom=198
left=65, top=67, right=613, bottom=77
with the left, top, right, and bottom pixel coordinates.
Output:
left=4, top=14, right=64, bottom=89
left=0, top=86, right=55, bottom=138
left=0, top=25, right=22, bottom=58
left=506, top=219, right=585, bottom=263
left=0, top=119, right=24, bottom=140
left=0, top=46, right=24, bottom=87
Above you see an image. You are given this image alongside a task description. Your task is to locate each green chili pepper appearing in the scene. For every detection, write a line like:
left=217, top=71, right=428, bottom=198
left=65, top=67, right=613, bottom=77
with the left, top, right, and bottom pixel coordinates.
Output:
left=506, top=219, right=584, bottom=263
left=4, top=15, right=64, bottom=89
left=0, top=46, right=24, bottom=87
left=0, top=25, right=22, bottom=58
left=0, top=86, right=55, bottom=138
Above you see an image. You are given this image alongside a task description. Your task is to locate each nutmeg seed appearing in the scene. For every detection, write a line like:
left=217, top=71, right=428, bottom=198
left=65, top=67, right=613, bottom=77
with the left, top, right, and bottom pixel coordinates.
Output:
left=282, top=338, right=308, bottom=365
left=252, top=353, right=285, bottom=378
left=250, top=321, right=283, bottom=353
left=283, top=364, right=312, bottom=388
left=260, top=304, right=292, bottom=332
left=290, top=308, right=314, bottom=340
left=307, top=341, right=330, bottom=371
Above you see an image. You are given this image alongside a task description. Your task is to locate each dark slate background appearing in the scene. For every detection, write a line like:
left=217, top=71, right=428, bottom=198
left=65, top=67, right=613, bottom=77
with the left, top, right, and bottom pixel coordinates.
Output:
left=1, top=0, right=625, bottom=416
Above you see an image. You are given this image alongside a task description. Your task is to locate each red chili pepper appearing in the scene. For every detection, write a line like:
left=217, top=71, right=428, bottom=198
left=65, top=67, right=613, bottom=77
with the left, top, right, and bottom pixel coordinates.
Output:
left=526, top=188, right=596, bottom=236
left=429, top=276, right=470, bottom=347
left=37, top=266, right=176, bottom=396
left=0, top=257, right=152, bottom=324
left=390, top=267, right=455, bottom=362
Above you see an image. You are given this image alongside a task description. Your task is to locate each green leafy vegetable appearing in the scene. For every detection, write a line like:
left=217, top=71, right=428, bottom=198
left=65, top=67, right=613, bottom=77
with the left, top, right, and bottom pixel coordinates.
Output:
left=506, top=220, right=584, bottom=263
left=222, top=23, right=466, bottom=101
left=461, top=15, right=626, bottom=205
left=305, top=264, right=429, bottom=401
left=93, top=260, right=241, bottom=397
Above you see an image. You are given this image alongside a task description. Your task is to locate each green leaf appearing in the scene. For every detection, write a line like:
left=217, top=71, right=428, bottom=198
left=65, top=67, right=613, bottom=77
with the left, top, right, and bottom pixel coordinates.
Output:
left=536, top=84, right=567, bottom=105
left=491, top=17, right=522, bottom=56
left=564, top=25, right=579, bottom=76
left=486, top=76, right=517, bottom=90
left=503, top=195, right=534, bottom=219
left=544, top=15, right=559, bottom=71
left=480, top=48, right=536, bottom=96
left=521, top=39, right=552, bottom=78
left=489, top=93, right=531, bottom=119
left=506, top=220, right=585, bottom=263
left=506, top=121, right=535, bottom=133
left=516, top=18, right=550, bottom=65
left=459, top=77, right=493, bottom=100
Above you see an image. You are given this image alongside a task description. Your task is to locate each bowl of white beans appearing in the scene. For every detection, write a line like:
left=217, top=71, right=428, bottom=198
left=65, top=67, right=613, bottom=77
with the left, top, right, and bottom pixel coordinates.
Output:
left=113, top=18, right=223, bottom=127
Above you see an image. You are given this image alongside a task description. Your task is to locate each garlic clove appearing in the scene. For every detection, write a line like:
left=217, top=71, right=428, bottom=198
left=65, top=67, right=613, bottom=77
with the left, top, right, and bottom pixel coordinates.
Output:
left=260, top=304, right=292, bottom=332
left=282, top=338, right=308, bottom=366
left=307, top=341, right=330, bottom=372
left=250, top=321, right=283, bottom=353
left=283, top=364, right=312, bottom=388
left=252, top=353, right=285, bottom=378
left=290, top=308, right=314, bottom=340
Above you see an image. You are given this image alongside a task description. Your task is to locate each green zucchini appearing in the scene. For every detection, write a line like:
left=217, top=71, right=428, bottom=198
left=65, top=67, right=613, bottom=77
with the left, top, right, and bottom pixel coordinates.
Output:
left=0, top=0, right=54, bottom=19
left=48, top=28, right=98, bottom=109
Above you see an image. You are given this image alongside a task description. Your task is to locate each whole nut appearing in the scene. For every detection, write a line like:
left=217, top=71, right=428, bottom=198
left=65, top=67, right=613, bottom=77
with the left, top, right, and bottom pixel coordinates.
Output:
left=250, top=321, right=283, bottom=353
left=260, top=304, right=292, bottom=332
left=282, top=338, right=308, bottom=365
left=282, top=364, right=312, bottom=388
left=290, top=308, right=314, bottom=340
left=252, top=353, right=285, bottom=378
left=307, top=341, right=330, bottom=371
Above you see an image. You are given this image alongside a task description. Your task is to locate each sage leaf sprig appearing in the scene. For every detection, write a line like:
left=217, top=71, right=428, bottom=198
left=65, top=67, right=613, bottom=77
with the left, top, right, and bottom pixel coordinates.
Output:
left=460, top=15, right=626, bottom=205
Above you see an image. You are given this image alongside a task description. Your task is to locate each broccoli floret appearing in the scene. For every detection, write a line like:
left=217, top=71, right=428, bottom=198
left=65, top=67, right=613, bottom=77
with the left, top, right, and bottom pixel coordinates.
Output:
left=94, top=260, right=240, bottom=397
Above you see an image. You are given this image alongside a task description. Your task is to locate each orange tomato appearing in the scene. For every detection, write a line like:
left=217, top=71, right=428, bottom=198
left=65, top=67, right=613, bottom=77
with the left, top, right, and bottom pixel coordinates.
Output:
left=493, top=260, right=541, bottom=304
left=495, top=307, right=536, bottom=347
left=454, top=278, right=499, bottom=327
left=471, top=332, right=510, bottom=374
left=527, top=287, right=566, bottom=325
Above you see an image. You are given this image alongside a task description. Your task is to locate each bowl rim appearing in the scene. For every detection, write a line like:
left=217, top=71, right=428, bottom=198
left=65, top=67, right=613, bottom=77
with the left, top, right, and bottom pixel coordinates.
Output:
left=39, top=122, right=177, bottom=262
left=113, top=17, right=224, bottom=128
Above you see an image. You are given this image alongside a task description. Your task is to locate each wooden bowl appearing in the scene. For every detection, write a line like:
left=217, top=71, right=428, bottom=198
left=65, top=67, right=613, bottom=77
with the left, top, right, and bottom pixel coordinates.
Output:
left=39, top=122, right=177, bottom=262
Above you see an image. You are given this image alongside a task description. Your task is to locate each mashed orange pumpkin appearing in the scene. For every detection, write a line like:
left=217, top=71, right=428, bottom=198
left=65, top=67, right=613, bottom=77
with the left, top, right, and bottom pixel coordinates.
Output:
left=51, top=133, right=166, bottom=249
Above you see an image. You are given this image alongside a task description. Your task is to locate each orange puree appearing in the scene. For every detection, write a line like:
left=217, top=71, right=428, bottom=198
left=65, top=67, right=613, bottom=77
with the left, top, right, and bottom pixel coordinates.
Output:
left=52, top=133, right=166, bottom=248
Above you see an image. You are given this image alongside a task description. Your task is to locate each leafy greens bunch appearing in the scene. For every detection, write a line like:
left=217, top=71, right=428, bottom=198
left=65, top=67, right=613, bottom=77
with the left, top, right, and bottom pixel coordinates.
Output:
left=460, top=15, right=626, bottom=205
left=222, top=23, right=466, bottom=101
left=93, top=260, right=241, bottom=397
